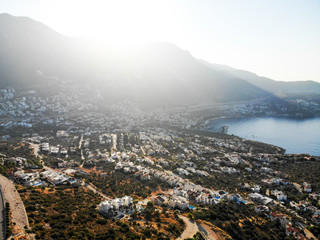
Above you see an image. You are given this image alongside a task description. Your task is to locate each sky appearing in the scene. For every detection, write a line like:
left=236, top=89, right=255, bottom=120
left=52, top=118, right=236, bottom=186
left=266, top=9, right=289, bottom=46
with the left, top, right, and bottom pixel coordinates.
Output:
left=1, top=0, right=320, bottom=82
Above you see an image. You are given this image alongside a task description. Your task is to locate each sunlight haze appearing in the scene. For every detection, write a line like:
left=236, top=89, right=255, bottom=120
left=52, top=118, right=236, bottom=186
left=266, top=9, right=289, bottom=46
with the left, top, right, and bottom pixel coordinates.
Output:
left=1, top=2, right=320, bottom=239
left=1, top=0, right=320, bottom=82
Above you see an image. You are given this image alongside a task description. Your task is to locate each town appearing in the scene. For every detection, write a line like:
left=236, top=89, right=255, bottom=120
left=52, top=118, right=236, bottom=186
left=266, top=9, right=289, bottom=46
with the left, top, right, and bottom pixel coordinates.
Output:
left=1, top=87, right=320, bottom=136
left=1, top=114, right=319, bottom=239
left=0, top=82, right=320, bottom=240
left=1, top=2, right=320, bottom=239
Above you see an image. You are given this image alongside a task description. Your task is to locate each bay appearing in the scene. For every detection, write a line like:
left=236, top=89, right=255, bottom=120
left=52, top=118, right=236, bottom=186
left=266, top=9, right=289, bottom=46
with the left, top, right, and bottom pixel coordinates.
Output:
left=206, top=117, right=320, bottom=156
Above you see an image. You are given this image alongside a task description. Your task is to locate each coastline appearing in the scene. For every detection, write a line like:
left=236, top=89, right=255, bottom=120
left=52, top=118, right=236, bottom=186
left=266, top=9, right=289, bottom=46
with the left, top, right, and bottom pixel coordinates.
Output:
left=204, top=115, right=320, bottom=127
left=203, top=116, right=320, bottom=156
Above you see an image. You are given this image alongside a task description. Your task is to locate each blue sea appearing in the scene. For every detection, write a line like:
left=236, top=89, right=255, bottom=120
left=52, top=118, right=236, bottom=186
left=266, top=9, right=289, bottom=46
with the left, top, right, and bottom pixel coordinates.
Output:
left=206, top=117, right=320, bottom=156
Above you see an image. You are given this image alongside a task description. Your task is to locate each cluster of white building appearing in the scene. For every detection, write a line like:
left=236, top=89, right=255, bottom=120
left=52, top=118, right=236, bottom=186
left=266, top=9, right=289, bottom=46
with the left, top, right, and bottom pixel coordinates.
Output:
left=41, top=170, right=79, bottom=185
left=220, top=166, right=240, bottom=174
left=271, top=190, right=287, bottom=201
left=172, top=185, right=230, bottom=208
left=40, top=142, right=69, bottom=156
left=98, top=196, right=133, bottom=217
left=0, top=87, right=98, bottom=119
left=168, top=196, right=189, bottom=210
left=14, top=170, right=44, bottom=187
left=249, top=193, right=274, bottom=205
left=261, top=178, right=291, bottom=186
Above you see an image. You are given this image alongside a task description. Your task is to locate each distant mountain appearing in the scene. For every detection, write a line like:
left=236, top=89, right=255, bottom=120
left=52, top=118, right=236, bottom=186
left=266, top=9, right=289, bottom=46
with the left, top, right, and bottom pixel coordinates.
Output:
left=201, top=60, right=320, bottom=97
left=1, top=13, right=316, bottom=110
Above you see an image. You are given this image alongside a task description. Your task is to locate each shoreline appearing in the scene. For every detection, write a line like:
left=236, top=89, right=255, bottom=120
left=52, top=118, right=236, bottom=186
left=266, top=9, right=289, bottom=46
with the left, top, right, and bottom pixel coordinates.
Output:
left=204, top=115, right=320, bottom=126
left=203, top=116, right=320, bottom=156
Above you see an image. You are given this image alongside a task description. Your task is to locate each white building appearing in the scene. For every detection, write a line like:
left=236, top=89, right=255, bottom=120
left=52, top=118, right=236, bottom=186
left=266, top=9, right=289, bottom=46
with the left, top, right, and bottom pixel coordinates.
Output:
left=98, top=196, right=133, bottom=216
left=56, top=130, right=69, bottom=137
left=303, top=182, right=312, bottom=193
left=272, top=190, right=287, bottom=201
left=169, top=196, right=189, bottom=210
left=252, top=185, right=261, bottom=193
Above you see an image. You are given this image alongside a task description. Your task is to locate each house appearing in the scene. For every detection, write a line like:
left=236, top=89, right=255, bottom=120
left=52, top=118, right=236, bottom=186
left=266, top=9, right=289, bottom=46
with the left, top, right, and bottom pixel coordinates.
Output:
left=57, top=161, right=66, bottom=168
left=41, top=142, right=50, bottom=152
left=215, top=190, right=228, bottom=200
left=173, top=188, right=188, bottom=198
left=122, top=196, right=133, bottom=206
left=50, top=146, right=59, bottom=155
left=151, top=195, right=168, bottom=206
left=195, top=170, right=209, bottom=176
left=168, top=177, right=179, bottom=187
left=186, top=167, right=196, bottom=173
left=271, top=190, right=287, bottom=201
left=228, top=153, right=241, bottom=164
left=228, top=194, right=242, bottom=203
left=98, top=196, right=133, bottom=217
left=60, top=148, right=68, bottom=155
left=168, top=196, right=189, bottom=210
left=252, top=185, right=261, bottom=193
left=303, top=182, right=312, bottom=193
left=98, top=200, right=114, bottom=215
left=14, top=170, right=39, bottom=186
left=158, top=158, right=169, bottom=167
left=115, top=162, right=123, bottom=171
left=141, top=173, right=151, bottom=181
left=56, top=130, right=69, bottom=137
left=249, top=193, right=273, bottom=205
left=41, top=169, right=79, bottom=186
left=255, top=205, right=269, bottom=213
left=177, top=168, right=190, bottom=176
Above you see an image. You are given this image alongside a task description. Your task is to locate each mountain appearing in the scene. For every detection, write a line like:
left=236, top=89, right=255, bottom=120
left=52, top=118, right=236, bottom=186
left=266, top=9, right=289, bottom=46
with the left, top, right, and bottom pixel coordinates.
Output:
left=1, top=13, right=317, bottom=110
left=200, top=60, right=320, bottom=97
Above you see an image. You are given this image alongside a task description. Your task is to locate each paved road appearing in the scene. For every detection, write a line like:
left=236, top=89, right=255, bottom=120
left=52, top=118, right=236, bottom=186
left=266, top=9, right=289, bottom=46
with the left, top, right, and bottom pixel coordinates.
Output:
left=79, top=134, right=83, bottom=149
left=0, top=185, right=5, bottom=240
left=79, top=134, right=85, bottom=166
left=0, top=175, right=29, bottom=236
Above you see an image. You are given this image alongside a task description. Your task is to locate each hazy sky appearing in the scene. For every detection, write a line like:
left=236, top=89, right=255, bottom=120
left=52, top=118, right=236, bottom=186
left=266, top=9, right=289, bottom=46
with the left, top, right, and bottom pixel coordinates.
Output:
left=1, top=0, right=320, bottom=82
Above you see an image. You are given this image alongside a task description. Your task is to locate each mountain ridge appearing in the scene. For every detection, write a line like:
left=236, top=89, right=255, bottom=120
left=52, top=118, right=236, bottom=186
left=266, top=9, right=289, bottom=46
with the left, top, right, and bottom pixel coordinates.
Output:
left=0, top=13, right=319, bottom=109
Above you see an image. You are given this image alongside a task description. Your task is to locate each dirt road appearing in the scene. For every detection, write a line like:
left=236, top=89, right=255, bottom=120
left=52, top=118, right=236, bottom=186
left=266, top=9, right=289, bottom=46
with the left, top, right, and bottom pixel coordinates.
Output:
left=177, top=215, right=200, bottom=240
left=177, top=215, right=217, bottom=240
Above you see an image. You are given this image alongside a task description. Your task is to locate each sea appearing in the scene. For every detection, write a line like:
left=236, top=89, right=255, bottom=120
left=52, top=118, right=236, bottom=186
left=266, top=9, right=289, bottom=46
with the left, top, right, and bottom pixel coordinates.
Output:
left=206, top=117, right=320, bottom=156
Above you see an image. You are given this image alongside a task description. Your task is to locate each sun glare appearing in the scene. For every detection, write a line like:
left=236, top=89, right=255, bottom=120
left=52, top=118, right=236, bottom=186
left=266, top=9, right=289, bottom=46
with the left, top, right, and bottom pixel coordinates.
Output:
left=48, top=0, right=178, bottom=44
